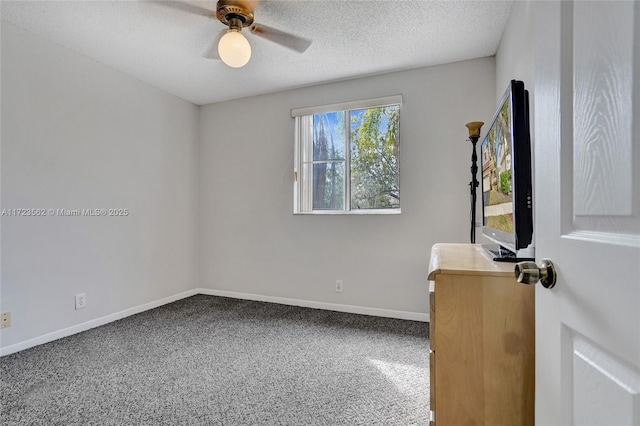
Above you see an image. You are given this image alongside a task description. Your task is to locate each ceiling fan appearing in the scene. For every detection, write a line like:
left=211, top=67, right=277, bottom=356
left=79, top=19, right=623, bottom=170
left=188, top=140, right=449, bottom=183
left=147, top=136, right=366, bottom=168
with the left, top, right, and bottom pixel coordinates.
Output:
left=160, top=0, right=312, bottom=68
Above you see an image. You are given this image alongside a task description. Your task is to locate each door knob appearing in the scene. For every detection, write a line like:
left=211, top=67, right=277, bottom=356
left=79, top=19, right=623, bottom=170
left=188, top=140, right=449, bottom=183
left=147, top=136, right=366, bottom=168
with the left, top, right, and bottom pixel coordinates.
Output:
left=514, top=259, right=557, bottom=288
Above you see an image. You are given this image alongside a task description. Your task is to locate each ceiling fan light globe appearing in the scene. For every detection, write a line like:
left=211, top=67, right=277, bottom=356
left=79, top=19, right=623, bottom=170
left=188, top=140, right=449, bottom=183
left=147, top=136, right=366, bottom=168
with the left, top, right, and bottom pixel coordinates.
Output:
left=218, top=30, right=251, bottom=68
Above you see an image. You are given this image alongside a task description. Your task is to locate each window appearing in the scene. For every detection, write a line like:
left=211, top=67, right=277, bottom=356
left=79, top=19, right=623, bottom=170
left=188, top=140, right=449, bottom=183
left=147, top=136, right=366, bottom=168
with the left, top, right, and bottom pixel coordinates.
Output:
left=293, top=95, right=401, bottom=214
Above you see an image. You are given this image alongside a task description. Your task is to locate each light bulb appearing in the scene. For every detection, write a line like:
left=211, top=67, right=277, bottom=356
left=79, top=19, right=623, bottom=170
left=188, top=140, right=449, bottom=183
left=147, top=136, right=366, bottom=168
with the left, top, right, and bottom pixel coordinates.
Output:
left=218, top=30, right=251, bottom=68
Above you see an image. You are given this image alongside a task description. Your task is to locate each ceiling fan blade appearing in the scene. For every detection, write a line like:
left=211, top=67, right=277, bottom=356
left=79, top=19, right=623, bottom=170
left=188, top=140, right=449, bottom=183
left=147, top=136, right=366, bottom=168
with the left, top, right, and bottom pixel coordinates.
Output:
left=203, top=29, right=226, bottom=60
left=152, top=1, right=216, bottom=18
left=250, top=23, right=311, bottom=53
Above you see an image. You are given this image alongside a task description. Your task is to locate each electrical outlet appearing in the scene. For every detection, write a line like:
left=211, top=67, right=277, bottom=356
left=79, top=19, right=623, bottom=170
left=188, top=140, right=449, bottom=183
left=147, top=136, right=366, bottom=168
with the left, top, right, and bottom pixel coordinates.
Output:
left=0, top=312, right=11, bottom=328
left=335, top=280, right=343, bottom=293
left=75, top=293, right=87, bottom=310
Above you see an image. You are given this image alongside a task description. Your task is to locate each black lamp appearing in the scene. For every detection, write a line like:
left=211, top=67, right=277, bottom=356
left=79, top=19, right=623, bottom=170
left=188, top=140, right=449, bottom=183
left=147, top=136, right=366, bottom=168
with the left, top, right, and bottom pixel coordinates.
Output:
left=465, top=121, right=484, bottom=244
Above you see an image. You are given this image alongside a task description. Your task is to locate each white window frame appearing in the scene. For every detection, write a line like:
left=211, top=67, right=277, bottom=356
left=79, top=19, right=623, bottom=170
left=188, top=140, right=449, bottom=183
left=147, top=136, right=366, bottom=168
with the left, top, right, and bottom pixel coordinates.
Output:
left=292, top=95, right=402, bottom=215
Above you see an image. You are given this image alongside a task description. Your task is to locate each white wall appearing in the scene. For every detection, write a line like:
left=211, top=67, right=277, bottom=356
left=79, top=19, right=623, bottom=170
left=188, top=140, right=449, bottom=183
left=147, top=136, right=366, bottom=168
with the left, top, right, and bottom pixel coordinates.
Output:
left=1, top=21, right=501, bottom=354
left=199, top=58, right=496, bottom=316
left=495, top=0, right=535, bottom=103
left=0, top=23, right=199, bottom=350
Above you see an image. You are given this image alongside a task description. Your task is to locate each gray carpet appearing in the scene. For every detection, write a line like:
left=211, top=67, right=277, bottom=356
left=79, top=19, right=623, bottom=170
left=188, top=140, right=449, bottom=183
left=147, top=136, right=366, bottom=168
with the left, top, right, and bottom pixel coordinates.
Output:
left=0, top=295, right=430, bottom=425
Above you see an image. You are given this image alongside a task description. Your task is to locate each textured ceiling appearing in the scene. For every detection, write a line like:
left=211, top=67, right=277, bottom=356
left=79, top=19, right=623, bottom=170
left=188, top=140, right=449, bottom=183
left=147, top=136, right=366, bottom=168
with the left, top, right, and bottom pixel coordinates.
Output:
left=1, top=0, right=513, bottom=105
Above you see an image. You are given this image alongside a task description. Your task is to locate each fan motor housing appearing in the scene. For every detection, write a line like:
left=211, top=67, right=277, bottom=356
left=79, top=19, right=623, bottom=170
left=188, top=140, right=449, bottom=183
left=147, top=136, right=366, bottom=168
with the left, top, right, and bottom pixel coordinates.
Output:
left=216, top=1, right=254, bottom=27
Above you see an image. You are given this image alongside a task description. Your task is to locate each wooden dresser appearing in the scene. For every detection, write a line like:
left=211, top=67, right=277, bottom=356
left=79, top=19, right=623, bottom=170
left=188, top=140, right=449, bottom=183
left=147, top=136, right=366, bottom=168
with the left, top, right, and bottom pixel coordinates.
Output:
left=427, top=243, right=534, bottom=426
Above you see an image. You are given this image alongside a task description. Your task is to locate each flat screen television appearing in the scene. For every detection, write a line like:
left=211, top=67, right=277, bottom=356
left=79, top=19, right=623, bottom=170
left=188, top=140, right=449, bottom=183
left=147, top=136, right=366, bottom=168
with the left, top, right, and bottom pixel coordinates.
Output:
left=480, top=80, right=534, bottom=261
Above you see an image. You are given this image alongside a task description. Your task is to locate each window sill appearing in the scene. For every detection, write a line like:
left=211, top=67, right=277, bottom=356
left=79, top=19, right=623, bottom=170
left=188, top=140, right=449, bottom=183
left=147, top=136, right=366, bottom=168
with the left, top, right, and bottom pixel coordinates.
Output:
left=294, top=209, right=401, bottom=215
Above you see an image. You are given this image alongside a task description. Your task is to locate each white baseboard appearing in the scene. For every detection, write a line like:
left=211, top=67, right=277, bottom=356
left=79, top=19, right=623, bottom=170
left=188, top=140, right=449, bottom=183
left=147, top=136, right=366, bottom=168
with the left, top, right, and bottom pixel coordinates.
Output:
left=0, top=289, right=199, bottom=357
left=1, top=288, right=428, bottom=357
left=197, top=288, right=430, bottom=323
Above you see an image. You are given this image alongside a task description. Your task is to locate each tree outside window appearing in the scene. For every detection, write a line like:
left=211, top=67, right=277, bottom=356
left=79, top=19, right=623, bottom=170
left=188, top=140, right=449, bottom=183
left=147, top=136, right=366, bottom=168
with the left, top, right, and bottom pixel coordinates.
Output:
left=295, top=99, right=400, bottom=214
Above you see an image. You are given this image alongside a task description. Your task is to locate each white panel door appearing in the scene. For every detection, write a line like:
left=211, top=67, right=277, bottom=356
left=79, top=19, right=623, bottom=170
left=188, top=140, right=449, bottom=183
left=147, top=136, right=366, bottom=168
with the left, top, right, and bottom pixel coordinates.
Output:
left=534, top=1, right=640, bottom=425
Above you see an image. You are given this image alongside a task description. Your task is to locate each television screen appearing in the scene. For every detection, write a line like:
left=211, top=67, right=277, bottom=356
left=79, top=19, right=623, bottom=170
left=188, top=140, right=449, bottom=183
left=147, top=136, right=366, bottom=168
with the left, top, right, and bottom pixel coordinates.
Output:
left=481, top=98, right=514, bottom=234
left=480, top=80, right=533, bottom=260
